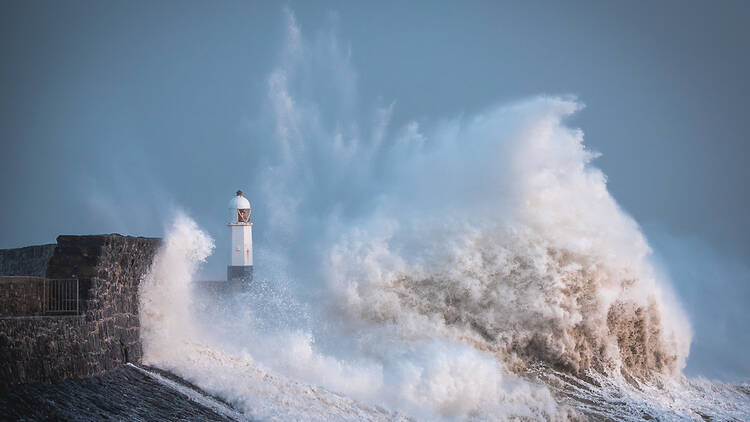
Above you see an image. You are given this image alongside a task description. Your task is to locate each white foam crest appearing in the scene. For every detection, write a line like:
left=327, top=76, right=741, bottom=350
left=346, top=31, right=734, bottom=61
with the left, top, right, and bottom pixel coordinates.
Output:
left=136, top=8, right=706, bottom=421
left=139, top=213, right=570, bottom=420
left=139, top=212, right=214, bottom=364
left=325, top=99, right=691, bottom=378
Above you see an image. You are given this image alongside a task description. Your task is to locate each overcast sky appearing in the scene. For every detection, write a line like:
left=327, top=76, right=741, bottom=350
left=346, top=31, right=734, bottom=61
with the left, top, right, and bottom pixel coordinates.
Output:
left=1, top=1, right=748, bottom=380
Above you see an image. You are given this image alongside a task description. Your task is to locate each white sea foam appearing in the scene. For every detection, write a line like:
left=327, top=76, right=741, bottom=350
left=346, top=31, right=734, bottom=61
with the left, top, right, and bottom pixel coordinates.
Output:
left=139, top=215, right=568, bottom=420
left=137, top=8, right=749, bottom=421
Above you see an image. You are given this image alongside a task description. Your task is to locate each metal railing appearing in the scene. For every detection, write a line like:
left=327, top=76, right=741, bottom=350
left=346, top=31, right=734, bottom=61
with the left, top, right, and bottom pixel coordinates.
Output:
left=43, top=278, right=79, bottom=314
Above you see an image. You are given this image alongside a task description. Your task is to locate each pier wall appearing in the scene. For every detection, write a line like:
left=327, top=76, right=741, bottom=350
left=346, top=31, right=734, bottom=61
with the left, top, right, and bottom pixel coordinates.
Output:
left=0, top=235, right=160, bottom=384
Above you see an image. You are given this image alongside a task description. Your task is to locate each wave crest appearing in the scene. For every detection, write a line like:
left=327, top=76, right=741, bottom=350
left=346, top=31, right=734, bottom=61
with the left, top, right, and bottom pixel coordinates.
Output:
left=325, top=99, right=690, bottom=381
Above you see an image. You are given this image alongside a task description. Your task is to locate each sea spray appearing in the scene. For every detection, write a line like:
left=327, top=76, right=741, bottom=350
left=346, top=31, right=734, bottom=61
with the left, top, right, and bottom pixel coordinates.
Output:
left=320, top=97, right=691, bottom=380
left=139, top=213, right=214, bottom=365
left=133, top=9, right=738, bottom=421
left=139, top=215, right=568, bottom=420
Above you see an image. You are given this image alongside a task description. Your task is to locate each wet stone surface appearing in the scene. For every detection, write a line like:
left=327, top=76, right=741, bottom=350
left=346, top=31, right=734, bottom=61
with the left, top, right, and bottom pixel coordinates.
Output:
left=0, top=365, right=241, bottom=421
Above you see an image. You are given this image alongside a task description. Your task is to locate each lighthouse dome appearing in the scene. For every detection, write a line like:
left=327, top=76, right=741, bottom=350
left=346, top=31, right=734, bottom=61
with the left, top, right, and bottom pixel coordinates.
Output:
left=228, top=195, right=251, bottom=210
left=229, top=190, right=251, bottom=223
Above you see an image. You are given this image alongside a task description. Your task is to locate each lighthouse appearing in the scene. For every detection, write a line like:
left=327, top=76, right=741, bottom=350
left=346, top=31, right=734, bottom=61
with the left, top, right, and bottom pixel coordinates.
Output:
left=227, top=190, right=253, bottom=283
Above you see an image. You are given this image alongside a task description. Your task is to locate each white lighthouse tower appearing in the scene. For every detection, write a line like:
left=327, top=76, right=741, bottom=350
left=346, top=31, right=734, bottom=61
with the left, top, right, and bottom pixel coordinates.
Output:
left=227, top=190, right=253, bottom=283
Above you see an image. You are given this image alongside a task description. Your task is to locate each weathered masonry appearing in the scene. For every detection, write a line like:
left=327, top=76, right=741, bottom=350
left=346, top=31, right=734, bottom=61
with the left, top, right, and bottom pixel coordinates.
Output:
left=0, top=235, right=160, bottom=385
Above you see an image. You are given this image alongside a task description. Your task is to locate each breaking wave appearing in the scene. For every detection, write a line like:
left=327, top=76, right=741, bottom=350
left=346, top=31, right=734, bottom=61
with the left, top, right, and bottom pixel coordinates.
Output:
left=323, top=98, right=691, bottom=382
left=137, top=9, right=749, bottom=421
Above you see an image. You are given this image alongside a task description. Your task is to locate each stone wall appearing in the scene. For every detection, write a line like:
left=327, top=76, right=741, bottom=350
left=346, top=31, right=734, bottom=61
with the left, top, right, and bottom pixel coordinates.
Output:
left=0, top=234, right=161, bottom=385
left=0, top=277, right=45, bottom=317
left=0, top=244, right=56, bottom=277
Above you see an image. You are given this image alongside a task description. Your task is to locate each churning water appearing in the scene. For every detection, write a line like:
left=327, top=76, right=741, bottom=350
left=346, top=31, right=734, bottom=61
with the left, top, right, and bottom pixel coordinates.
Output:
left=137, top=10, right=749, bottom=421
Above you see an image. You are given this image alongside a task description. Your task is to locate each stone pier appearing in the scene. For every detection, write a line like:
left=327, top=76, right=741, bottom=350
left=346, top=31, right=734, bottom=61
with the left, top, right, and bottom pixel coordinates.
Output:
left=0, top=234, right=160, bottom=385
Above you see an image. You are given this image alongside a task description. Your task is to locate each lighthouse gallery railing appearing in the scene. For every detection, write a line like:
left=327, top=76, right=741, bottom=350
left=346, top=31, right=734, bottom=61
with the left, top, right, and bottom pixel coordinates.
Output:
left=43, top=278, right=79, bottom=315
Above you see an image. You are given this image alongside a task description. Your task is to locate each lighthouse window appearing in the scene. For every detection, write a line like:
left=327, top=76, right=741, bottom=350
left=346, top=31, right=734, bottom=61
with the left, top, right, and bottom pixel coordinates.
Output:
left=237, top=208, right=251, bottom=223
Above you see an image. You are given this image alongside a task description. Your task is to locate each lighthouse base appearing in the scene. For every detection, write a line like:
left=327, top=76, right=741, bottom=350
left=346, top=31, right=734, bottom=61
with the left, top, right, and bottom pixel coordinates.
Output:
left=227, top=265, right=253, bottom=283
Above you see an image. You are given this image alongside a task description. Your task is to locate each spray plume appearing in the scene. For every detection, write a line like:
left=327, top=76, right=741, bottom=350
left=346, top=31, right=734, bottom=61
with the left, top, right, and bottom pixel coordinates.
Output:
left=134, top=9, right=719, bottom=421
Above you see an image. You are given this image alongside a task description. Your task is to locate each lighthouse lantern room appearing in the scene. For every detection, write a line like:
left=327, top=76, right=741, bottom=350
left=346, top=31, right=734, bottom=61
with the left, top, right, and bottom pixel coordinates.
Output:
left=227, top=190, right=253, bottom=282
